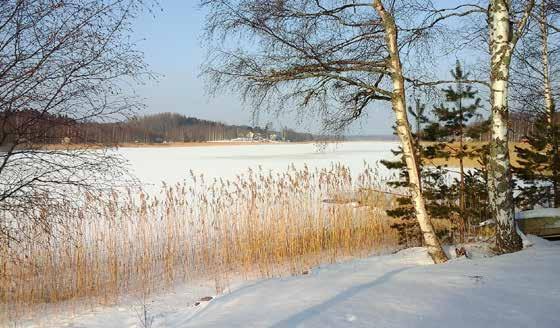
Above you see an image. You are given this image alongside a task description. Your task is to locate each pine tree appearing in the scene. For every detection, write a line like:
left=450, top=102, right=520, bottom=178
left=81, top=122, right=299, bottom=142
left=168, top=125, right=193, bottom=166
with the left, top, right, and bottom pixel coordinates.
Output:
left=424, top=61, right=487, bottom=237
left=381, top=99, right=455, bottom=246
left=514, top=112, right=560, bottom=209
left=381, top=99, right=425, bottom=247
left=464, top=145, right=492, bottom=227
left=383, top=83, right=491, bottom=245
left=408, top=98, right=429, bottom=148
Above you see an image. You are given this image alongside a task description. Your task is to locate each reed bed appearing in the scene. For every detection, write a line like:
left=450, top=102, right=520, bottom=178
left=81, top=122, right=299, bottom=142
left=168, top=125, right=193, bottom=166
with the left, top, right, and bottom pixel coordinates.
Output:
left=1, top=163, right=400, bottom=323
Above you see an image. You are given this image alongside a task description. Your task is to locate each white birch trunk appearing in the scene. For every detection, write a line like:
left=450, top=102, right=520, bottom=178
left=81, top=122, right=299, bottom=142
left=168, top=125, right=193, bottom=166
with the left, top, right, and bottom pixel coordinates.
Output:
left=541, top=9, right=554, bottom=122
left=374, top=0, right=448, bottom=264
left=488, top=0, right=523, bottom=253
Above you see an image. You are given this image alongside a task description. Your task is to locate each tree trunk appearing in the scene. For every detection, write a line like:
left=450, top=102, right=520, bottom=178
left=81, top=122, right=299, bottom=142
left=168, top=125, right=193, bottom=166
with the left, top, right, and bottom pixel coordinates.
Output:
left=488, top=0, right=523, bottom=253
left=540, top=1, right=560, bottom=207
left=459, top=137, right=466, bottom=240
left=458, top=81, right=466, bottom=240
left=374, top=0, right=448, bottom=264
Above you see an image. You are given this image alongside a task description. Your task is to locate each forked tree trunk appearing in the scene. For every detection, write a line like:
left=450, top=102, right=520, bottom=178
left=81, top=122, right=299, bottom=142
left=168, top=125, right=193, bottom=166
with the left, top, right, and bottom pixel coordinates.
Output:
left=374, top=0, right=448, bottom=264
left=540, top=1, right=560, bottom=207
left=488, top=0, right=524, bottom=253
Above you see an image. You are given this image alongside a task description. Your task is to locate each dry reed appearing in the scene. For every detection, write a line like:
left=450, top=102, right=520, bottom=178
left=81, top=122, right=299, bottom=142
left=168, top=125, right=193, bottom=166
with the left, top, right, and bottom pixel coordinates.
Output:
left=0, top=163, right=399, bottom=324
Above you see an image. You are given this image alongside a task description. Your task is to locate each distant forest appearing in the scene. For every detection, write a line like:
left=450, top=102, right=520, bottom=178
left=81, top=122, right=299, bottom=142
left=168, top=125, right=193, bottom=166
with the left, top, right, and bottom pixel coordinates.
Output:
left=2, top=111, right=317, bottom=145
left=0, top=110, right=547, bottom=147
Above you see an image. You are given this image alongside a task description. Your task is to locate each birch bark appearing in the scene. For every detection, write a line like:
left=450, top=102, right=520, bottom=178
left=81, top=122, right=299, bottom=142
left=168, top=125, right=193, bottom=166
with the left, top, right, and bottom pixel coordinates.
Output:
left=488, top=0, right=533, bottom=253
left=374, top=0, right=448, bottom=264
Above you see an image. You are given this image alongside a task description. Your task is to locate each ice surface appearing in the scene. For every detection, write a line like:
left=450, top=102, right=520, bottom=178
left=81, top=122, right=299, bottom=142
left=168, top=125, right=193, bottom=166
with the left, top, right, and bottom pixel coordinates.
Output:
left=120, top=141, right=399, bottom=192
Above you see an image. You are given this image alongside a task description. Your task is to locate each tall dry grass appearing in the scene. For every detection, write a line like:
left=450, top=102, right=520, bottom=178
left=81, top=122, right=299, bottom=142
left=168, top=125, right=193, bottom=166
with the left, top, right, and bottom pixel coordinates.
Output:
left=0, top=163, right=399, bottom=324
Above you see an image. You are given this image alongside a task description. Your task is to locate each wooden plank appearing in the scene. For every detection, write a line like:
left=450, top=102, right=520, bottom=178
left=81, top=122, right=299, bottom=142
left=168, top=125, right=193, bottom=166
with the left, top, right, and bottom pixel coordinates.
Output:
left=517, top=216, right=560, bottom=238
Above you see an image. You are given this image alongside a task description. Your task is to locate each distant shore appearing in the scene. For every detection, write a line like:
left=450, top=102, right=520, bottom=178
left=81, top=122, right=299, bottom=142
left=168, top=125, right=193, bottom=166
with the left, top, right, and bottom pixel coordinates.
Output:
left=39, top=139, right=397, bottom=150
left=37, top=140, right=527, bottom=169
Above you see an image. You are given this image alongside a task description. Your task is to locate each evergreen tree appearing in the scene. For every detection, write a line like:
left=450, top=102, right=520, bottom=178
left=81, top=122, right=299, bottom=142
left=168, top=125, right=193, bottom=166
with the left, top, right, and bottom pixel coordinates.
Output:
left=408, top=98, right=430, bottom=148
left=383, top=79, right=492, bottom=245
left=464, top=145, right=492, bottom=227
left=513, top=1, right=560, bottom=211
left=381, top=99, right=455, bottom=246
left=424, top=61, right=487, bottom=236
left=513, top=112, right=560, bottom=209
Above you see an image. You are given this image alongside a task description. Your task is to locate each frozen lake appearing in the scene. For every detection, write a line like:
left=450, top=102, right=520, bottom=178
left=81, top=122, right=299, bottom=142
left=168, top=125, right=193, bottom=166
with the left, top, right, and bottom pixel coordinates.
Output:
left=121, top=141, right=399, bottom=190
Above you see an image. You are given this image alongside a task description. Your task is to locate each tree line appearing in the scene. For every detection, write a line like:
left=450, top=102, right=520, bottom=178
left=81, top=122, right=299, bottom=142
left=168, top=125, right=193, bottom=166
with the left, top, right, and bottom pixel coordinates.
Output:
left=0, top=111, right=315, bottom=146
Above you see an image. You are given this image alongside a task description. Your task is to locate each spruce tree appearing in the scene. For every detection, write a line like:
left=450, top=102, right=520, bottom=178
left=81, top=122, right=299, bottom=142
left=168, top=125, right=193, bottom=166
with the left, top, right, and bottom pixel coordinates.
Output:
left=464, top=145, right=492, bottom=227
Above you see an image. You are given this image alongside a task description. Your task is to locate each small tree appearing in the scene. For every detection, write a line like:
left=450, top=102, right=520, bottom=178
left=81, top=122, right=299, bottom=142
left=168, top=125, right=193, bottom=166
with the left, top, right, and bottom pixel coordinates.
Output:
left=424, top=61, right=486, bottom=236
left=514, top=113, right=560, bottom=209
left=381, top=99, right=455, bottom=246
left=408, top=99, right=430, bottom=148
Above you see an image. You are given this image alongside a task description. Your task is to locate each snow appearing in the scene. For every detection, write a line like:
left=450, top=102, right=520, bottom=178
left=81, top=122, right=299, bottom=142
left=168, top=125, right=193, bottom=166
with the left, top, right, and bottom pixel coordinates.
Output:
left=516, top=208, right=560, bottom=220
left=27, top=237, right=560, bottom=328
left=120, top=141, right=399, bottom=192
left=478, top=219, right=495, bottom=227
left=185, top=241, right=560, bottom=328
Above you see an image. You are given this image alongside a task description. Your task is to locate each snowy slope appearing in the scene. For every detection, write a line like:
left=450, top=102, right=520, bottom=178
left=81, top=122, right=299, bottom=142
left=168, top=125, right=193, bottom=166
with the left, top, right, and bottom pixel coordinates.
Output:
left=21, top=238, right=560, bottom=328
left=184, top=240, right=560, bottom=328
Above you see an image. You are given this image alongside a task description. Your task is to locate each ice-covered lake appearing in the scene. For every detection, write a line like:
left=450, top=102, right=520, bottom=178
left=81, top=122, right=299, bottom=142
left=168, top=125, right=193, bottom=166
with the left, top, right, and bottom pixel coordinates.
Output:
left=121, top=141, right=399, bottom=190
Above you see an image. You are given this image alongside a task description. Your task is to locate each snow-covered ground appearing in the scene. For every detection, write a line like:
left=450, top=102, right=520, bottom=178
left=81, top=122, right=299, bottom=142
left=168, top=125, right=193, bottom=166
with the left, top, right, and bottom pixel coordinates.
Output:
left=120, top=141, right=399, bottom=191
left=516, top=208, right=560, bottom=220
left=30, top=237, right=560, bottom=328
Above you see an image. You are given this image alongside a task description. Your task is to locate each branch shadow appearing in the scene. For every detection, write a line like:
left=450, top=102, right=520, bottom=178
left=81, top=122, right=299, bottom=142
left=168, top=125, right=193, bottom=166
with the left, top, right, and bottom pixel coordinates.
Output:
left=269, top=267, right=409, bottom=328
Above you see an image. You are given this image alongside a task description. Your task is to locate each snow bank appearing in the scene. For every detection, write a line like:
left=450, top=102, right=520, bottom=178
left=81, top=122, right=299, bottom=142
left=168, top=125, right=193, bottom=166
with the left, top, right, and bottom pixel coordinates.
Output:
left=184, top=240, right=559, bottom=328
left=28, top=238, right=560, bottom=328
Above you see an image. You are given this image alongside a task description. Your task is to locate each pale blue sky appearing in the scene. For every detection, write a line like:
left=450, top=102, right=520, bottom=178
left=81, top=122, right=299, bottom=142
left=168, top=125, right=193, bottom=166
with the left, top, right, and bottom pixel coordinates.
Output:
left=131, top=0, right=481, bottom=135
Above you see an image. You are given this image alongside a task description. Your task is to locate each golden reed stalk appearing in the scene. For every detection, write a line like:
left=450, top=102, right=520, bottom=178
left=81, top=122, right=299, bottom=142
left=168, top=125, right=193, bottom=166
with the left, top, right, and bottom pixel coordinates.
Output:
left=1, top=164, right=400, bottom=323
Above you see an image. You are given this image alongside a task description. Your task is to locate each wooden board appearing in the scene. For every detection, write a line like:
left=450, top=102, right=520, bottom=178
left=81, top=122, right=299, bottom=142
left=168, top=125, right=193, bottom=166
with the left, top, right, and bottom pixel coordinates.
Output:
left=517, top=216, right=560, bottom=238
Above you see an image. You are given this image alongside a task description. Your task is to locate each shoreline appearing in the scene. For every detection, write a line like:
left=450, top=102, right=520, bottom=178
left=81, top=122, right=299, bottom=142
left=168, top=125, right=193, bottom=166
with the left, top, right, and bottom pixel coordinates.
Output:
left=38, top=139, right=398, bottom=150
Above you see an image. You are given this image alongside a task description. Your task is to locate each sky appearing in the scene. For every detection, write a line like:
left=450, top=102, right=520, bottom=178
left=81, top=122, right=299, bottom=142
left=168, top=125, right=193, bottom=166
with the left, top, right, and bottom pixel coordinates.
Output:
left=130, top=0, right=474, bottom=135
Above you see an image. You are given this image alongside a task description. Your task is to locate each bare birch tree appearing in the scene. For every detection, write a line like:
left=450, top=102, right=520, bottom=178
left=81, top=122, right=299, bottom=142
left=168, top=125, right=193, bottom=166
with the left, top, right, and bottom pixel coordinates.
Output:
left=201, top=0, right=449, bottom=263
